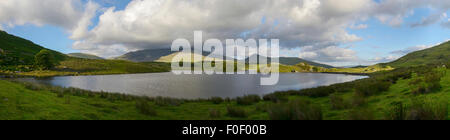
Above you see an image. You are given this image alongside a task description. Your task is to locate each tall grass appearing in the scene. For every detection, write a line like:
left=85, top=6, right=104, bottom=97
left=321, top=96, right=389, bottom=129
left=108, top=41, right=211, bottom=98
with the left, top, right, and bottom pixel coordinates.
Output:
left=227, top=106, right=248, bottom=118
left=347, top=107, right=375, bottom=120
left=268, top=99, right=322, bottom=120
left=409, top=68, right=445, bottom=95
left=329, top=93, right=349, bottom=110
left=385, top=101, right=407, bottom=120
left=355, top=79, right=391, bottom=97
left=385, top=97, right=448, bottom=120
left=135, top=99, right=157, bottom=116
left=408, top=97, right=448, bottom=120
left=236, top=95, right=261, bottom=105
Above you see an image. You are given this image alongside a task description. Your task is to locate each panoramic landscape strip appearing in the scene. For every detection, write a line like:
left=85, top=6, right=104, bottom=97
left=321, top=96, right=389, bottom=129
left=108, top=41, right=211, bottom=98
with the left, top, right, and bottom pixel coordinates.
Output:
left=0, top=0, right=449, bottom=123
left=1, top=29, right=449, bottom=120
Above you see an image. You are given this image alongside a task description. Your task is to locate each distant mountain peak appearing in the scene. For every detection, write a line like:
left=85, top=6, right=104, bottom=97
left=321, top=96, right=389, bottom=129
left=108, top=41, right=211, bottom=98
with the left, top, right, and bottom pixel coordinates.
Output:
left=68, top=53, right=104, bottom=60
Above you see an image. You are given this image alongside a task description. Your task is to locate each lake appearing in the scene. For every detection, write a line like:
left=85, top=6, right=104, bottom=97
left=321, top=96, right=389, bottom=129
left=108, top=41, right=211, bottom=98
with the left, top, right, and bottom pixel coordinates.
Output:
left=16, top=73, right=367, bottom=99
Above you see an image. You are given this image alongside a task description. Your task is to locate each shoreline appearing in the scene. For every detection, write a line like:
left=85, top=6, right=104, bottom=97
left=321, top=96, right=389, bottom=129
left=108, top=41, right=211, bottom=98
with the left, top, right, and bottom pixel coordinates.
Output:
left=318, top=72, right=370, bottom=76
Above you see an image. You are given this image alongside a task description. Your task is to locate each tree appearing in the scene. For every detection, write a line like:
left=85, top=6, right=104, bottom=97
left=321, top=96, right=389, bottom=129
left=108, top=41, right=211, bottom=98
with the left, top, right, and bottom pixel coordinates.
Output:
left=0, top=48, right=6, bottom=65
left=35, top=49, right=55, bottom=70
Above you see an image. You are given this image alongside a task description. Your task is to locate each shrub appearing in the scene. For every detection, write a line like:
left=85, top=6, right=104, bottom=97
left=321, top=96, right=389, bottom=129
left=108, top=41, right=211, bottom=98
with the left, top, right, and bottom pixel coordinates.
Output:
left=263, top=93, right=288, bottom=103
left=210, top=97, right=224, bottom=104
left=34, top=49, right=55, bottom=70
left=56, top=90, right=65, bottom=98
left=385, top=101, right=407, bottom=120
left=347, top=107, right=375, bottom=120
left=351, top=93, right=367, bottom=107
left=135, top=100, right=157, bottom=116
left=407, top=97, right=448, bottom=120
left=298, top=86, right=335, bottom=97
left=227, top=106, right=248, bottom=118
left=329, top=94, right=349, bottom=110
left=209, top=109, right=221, bottom=118
left=268, top=99, right=322, bottom=120
left=355, top=80, right=391, bottom=97
left=153, top=97, right=183, bottom=106
left=255, top=103, right=269, bottom=112
left=409, top=70, right=444, bottom=95
left=236, top=95, right=261, bottom=105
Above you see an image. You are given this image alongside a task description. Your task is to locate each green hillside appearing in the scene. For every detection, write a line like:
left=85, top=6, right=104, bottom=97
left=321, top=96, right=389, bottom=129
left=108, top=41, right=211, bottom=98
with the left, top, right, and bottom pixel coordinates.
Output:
left=384, top=41, right=450, bottom=68
left=0, top=30, right=67, bottom=65
left=68, top=53, right=104, bottom=60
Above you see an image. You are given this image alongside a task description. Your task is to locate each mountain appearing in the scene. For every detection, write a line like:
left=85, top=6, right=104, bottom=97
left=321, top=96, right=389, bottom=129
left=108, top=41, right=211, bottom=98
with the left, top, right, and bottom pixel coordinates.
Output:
left=116, top=49, right=174, bottom=62
left=0, top=30, right=66, bottom=65
left=68, top=53, right=104, bottom=60
left=245, top=55, right=334, bottom=68
left=117, top=48, right=334, bottom=68
left=383, top=41, right=450, bottom=68
left=116, top=48, right=234, bottom=62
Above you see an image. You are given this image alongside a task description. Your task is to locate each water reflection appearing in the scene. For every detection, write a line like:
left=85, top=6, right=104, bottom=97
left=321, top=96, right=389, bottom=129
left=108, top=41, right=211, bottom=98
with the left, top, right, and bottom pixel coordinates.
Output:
left=18, top=73, right=367, bottom=99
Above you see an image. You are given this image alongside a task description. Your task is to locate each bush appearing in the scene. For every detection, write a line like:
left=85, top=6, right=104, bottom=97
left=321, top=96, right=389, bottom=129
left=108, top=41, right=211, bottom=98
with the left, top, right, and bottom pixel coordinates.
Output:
left=355, top=80, right=391, bottom=97
left=268, top=99, right=322, bottom=120
left=209, top=109, right=221, bottom=118
left=347, top=107, right=375, bottom=120
left=153, top=97, right=183, bottom=106
left=263, top=93, right=288, bottom=103
left=385, top=101, right=407, bottom=120
left=210, top=97, right=224, bottom=104
left=298, top=86, right=335, bottom=97
left=56, top=90, right=65, bottom=98
left=407, top=97, right=448, bottom=120
left=35, top=49, right=55, bottom=70
left=409, top=69, right=444, bottom=95
left=135, top=100, right=157, bottom=116
left=351, top=93, right=367, bottom=107
left=227, top=106, right=248, bottom=118
left=330, top=94, right=349, bottom=110
left=255, top=103, right=269, bottom=112
left=236, top=95, right=261, bottom=105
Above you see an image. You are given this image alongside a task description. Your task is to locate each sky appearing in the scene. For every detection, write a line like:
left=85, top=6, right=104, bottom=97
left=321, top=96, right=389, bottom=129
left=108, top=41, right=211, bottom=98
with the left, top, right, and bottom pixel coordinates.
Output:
left=0, top=0, right=449, bottom=67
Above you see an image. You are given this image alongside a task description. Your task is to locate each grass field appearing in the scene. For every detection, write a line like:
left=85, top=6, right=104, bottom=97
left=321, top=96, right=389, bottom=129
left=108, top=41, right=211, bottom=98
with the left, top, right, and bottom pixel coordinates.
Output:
left=0, top=66, right=448, bottom=120
left=3, top=58, right=171, bottom=77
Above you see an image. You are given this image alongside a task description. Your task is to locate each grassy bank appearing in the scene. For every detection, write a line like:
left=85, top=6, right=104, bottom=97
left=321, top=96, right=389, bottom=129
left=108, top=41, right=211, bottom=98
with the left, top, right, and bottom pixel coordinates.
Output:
left=0, top=63, right=448, bottom=120
left=2, top=58, right=171, bottom=77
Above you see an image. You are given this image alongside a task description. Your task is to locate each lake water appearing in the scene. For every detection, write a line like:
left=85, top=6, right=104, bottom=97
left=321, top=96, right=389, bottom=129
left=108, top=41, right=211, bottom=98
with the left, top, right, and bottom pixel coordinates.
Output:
left=17, top=73, right=367, bottom=99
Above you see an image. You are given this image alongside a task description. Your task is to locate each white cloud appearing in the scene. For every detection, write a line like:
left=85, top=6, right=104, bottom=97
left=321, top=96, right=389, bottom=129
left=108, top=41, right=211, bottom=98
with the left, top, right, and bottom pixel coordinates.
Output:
left=0, top=24, right=3, bottom=30
left=72, top=0, right=374, bottom=57
left=70, top=1, right=100, bottom=40
left=0, top=0, right=80, bottom=28
left=1, top=0, right=450, bottom=63
left=0, top=0, right=99, bottom=37
left=299, top=45, right=359, bottom=66
left=411, top=12, right=449, bottom=28
left=371, top=0, right=450, bottom=27
left=72, top=0, right=450, bottom=58
left=350, top=24, right=368, bottom=29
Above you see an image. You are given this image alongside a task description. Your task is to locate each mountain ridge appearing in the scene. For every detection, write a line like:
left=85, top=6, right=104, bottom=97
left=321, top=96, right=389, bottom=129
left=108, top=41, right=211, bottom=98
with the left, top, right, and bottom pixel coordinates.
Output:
left=68, top=53, right=104, bottom=60
left=117, top=48, right=335, bottom=68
